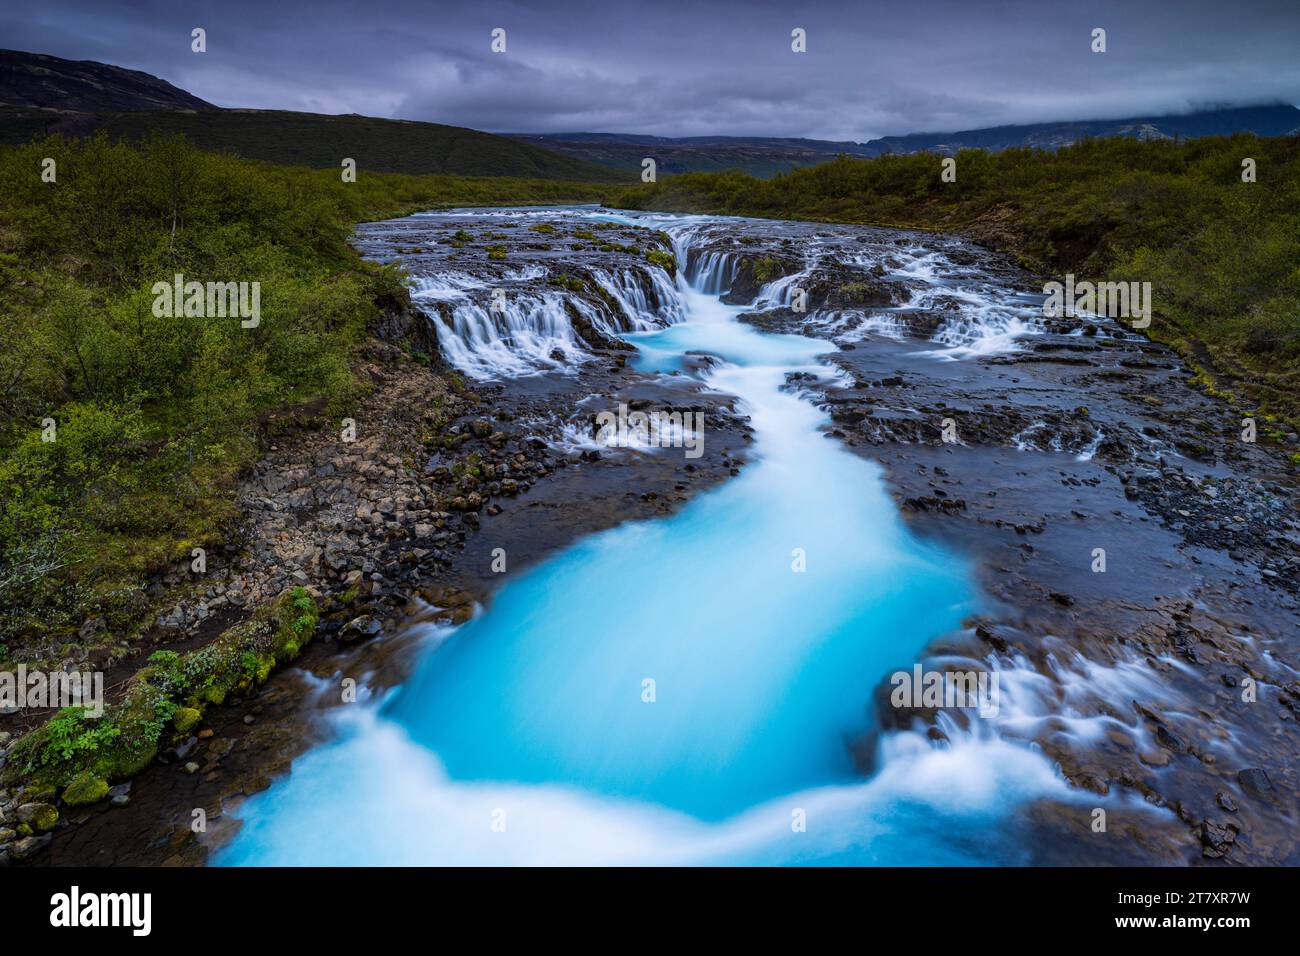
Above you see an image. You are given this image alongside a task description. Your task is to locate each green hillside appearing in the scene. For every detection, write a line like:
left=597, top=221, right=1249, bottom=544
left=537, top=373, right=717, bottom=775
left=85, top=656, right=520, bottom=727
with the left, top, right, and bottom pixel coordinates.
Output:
left=0, top=106, right=630, bottom=182
left=0, top=131, right=616, bottom=657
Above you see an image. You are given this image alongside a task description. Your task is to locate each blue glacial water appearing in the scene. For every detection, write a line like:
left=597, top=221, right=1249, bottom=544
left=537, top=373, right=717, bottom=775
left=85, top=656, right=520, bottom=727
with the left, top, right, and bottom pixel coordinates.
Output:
left=216, top=213, right=1077, bottom=866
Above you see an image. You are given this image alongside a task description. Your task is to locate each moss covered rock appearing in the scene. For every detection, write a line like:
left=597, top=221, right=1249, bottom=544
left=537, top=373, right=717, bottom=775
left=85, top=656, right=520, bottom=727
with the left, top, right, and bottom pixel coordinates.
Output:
left=1, top=587, right=318, bottom=794
left=172, top=707, right=202, bottom=734
left=17, top=802, right=58, bottom=831
left=62, top=772, right=110, bottom=806
left=645, top=249, right=677, bottom=275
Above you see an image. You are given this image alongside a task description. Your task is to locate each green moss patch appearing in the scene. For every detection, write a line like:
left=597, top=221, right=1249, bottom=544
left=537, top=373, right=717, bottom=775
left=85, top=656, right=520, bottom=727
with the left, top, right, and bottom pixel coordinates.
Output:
left=645, top=249, right=677, bottom=275
left=2, top=587, right=317, bottom=803
left=62, top=771, right=110, bottom=806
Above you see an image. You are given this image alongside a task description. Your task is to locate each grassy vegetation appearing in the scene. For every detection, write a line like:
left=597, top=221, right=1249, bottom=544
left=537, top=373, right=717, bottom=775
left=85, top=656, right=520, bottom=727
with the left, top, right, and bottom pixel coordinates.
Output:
left=0, top=106, right=631, bottom=182
left=0, top=132, right=615, bottom=660
left=615, top=135, right=1300, bottom=424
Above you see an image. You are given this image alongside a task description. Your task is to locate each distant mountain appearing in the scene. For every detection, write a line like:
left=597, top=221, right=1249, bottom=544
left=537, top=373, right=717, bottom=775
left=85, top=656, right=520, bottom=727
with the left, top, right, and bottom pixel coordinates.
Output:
left=0, top=49, right=215, bottom=111
left=508, top=132, right=873, bottom=178
left=513, top=104, right=1300, bottom=178
left=0, top=50, right=626, bottom=182
left=865, top=104, right=1300, bottom=155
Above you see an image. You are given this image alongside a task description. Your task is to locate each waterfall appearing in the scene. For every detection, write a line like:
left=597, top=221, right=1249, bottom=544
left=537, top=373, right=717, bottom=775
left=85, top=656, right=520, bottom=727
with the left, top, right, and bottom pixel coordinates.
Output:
left=409, top=262, right=688, bottom=380
left=753, top=267, right=811, bottom=310
left=432, top=294, right=586, bottom=380
left=589, top=268, right=685, bottom=329
left=683, top=249, right=738, bottom=294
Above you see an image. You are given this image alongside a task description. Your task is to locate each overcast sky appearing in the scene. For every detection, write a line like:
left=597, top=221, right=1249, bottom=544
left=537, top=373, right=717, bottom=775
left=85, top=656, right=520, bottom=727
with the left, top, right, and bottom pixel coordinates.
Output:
left=5, top=0, right=1299, bottom=140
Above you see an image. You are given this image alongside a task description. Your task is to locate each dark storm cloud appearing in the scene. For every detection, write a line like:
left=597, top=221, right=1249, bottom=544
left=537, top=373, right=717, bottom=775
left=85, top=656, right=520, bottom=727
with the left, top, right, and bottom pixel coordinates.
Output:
left=5, top=0, right=1299, bottom=139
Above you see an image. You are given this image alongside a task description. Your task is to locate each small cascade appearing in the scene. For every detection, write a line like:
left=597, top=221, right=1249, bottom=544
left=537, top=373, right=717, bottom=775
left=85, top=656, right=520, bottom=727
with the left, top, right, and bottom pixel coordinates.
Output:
left=404, top=240, right=690, bottom=379
left=907, top=281, right=1040, bottom=357
left=753, top=267, right=812, bottom=310
left=433, top=294, right=587, bottom=380
left=589, top=268, right=685, bottom=329
left=408, top=271, right=492, bottom=300
left=683, top=249, right=738, bottom=294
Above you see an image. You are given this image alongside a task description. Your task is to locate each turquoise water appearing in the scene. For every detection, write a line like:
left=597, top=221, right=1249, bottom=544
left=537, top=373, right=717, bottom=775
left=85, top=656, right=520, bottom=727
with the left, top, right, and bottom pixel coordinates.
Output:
left=216, top=219, right=1073, bottom=866
left=388, top=288, right=973, bottom=821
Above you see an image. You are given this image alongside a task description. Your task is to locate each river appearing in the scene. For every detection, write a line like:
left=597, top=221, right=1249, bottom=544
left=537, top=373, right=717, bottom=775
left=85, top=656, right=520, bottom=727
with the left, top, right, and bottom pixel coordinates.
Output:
left=213, top=208, right=1098, bottom=865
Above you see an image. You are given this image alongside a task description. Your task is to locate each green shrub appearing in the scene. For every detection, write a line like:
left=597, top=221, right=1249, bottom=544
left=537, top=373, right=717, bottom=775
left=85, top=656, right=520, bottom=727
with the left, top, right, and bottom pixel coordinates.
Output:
left=0, top=132, right=609, bottom=653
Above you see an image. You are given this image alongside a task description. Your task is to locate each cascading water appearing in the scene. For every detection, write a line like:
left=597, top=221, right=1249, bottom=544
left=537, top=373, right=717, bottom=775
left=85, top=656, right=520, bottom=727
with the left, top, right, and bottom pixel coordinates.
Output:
left=396, top=232, right=688, bottom=380
left=430, top=293, right=588, bottom=380
left=216, top=209, right=1097, bottom=866
left=589, top=267, right=685, bottom=329
left=683, top=249, right=739, bottom=295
